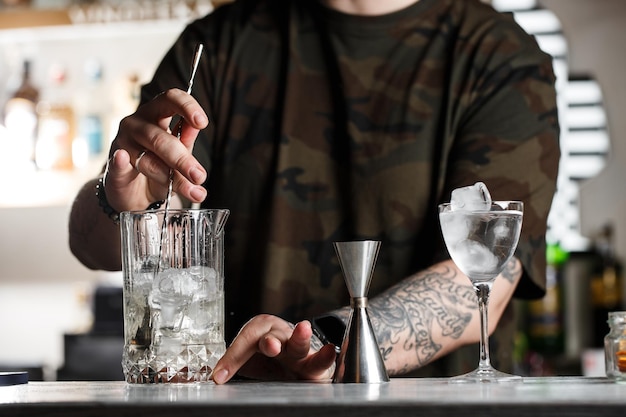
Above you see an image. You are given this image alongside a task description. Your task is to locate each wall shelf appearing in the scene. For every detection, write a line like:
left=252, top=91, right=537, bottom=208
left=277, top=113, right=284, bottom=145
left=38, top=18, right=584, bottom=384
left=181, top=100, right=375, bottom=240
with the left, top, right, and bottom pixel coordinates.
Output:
left=0, top=9, right=71, bottom=29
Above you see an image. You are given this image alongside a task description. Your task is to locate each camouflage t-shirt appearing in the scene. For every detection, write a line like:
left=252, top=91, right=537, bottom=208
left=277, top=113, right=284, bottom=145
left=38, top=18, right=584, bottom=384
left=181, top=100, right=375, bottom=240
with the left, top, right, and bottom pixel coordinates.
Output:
left=142, top=0, right=560, bottom=375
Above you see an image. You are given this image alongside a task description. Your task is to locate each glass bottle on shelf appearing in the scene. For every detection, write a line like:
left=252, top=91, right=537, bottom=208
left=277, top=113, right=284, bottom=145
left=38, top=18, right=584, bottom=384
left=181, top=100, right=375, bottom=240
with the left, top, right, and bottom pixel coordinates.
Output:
left=3, top=60, right=40, bottom=170
left=35, top=64, right=75, bottom=171
left=604, top=311, right=626, bottom=381
left=527, top=242, right=568, bottom=355
left=109, top=72, right=140, bottom=144
left=590, top=224, right=623, bottom=348
left=73, top=59, right=106, bottom=168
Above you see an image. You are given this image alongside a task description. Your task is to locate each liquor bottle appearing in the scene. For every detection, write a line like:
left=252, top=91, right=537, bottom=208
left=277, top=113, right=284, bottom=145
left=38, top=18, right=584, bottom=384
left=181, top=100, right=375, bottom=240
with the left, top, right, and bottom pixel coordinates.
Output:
left=73, top=60, right=106, bottom=167
left=109, top=72, right=140, bottom=144
left=527, top=242, right=568, bottom=356
left=590, top=224, right=623, bottom=348
left=35, top=65, right=75, bottom=170
left=3, top=60, right=40, bottom=169
left=604, top=311, right=626, bottom=381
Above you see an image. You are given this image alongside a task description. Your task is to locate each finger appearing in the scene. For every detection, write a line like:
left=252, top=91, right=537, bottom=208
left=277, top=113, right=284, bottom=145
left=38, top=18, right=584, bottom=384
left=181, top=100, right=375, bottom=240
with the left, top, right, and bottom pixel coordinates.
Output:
left=119, top=132, right=206, bottom=204
left=212, top=316, right=271, bottom=384
left=257, top=334, right=286, bottom=358
left=105, top=149, right=141, bottom=192
left=109, top=147, right=174, bottom=206
left=118, top=118, right=207, bottom=203
left=284, top=321, right=314, bottom=359
left=299, top=343, right=337, bottom=380
left=259, top=321, right=337, bottom=381
left=283, top=321, right=337, bottom=380
left=106, top=148, right=134, bottom=181
left=177, top=114, right=205, bottom=151
left=113, top=114, right=159, bottom=165
left=140, top=88, right=209, bottom=132
left=118, top=133, right=206, bottom=204
left=287, top=321, right=337, bottom=380
left=255, top=323, right=308, bottom=360
left=211, top=315, right=292, bottom=384
left=101, top=149, right=152, bottom=212
left=134, top=150, right=147, bottom=172
left=119, top=92, right=208, bottom=186
left=172, top=170, right=207, bottom=203
left=127, top=117, right=201, bottom=181
left=158, top=89, right=209, bottom=156
left=133, top=150, right=172, bottom=187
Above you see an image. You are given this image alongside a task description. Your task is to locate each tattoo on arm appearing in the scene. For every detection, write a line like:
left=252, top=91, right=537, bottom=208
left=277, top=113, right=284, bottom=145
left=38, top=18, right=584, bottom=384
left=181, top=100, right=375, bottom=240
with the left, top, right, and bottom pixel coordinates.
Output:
left=367, top=265, right=476, bottom=374
left=500, top=258, right=522, bottom=284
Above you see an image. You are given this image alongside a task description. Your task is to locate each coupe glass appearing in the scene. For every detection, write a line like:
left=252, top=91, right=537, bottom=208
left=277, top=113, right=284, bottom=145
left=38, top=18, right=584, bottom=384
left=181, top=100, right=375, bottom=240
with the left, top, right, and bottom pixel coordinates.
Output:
left=438, top=200, right=523, bottom=383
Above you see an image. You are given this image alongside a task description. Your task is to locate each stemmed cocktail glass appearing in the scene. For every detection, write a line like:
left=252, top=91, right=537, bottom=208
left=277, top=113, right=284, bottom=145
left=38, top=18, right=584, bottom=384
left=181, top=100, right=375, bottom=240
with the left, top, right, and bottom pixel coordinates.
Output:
left=438, top=200, right=523, bottom=383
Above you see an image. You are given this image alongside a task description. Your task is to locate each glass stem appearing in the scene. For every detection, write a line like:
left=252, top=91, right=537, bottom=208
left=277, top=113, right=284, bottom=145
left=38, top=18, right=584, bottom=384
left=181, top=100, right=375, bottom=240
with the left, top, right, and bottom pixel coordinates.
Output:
left=474, top=282, right=493, bottom=370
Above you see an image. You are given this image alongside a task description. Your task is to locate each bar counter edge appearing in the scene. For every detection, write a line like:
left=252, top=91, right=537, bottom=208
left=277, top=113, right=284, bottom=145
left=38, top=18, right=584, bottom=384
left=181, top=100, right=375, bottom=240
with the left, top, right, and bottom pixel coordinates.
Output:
left=1, top=377, right=625, bottom=417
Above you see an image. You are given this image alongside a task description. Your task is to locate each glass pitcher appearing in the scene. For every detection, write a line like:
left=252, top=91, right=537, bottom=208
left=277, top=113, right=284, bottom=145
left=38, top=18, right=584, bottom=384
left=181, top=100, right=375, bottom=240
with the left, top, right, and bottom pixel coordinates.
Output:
left=120, top=208, right=229, bottom=383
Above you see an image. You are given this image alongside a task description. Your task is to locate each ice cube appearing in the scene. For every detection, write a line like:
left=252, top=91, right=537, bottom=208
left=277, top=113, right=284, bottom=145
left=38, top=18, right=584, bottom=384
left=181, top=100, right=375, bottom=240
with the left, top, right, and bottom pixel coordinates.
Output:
left=491, top=218, right=510, bottom=242
left=454, top=239, right=498, bottom=277
left=450, top=182, right=492, bottom=211
left=152, top=268, right=206, bottom=299
left=187, top=295, right=223, bottom=343
left=149, top=269, right=190, bottom=336
left=157, top=301, right=186, bottom=336
left=440, top=211, right=472, bottom=248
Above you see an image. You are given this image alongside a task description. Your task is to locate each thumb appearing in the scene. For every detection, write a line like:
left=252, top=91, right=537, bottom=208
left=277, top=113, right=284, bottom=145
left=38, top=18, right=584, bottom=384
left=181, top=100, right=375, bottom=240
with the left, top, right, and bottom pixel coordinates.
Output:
left=103, top=149, right=147, bottom=212
left=105, top=149, right=135, bottom=186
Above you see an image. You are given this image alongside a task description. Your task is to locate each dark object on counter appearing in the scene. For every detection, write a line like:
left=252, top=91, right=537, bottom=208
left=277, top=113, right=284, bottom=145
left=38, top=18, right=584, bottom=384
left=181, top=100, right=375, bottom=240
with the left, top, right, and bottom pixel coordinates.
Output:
left=0, top=365, right=43, bottom=381
left=57, top=334, right=123, bottom=381
left=56, top=286, right=125, bottom=381
left=311, top=314, right=345, bottom=348
left=0, top=371, right=28, bottom=386
left=92, top=286, right=123, bottom=335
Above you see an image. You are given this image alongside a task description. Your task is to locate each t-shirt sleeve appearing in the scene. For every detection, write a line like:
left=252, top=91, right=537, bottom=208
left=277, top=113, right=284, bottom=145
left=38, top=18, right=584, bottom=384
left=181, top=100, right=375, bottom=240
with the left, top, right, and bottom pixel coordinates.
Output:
left=443, top=16, right=561, bottom=299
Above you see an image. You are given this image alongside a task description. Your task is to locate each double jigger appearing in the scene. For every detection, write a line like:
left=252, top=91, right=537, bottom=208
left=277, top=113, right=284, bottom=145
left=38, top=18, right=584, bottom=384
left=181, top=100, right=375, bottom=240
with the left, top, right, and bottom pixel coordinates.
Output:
left=332, top=240, right=389, bottom=384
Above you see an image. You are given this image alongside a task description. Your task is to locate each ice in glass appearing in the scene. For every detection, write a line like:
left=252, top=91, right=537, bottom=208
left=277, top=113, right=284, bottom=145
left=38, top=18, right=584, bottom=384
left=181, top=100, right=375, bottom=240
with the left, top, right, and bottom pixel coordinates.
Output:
left=120, top=208, right=229, bottom=383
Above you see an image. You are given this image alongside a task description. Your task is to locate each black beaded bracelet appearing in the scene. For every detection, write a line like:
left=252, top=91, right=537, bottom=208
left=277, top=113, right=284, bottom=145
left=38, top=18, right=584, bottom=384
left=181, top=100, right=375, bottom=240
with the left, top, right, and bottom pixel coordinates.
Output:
left=95, top=177, right=165, bottom=225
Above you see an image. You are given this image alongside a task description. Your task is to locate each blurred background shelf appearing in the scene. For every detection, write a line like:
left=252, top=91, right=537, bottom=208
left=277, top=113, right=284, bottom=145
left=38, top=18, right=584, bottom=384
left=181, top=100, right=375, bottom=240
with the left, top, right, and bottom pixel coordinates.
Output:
left=0, top=8, right=71, bottom=29
left=0, top=0, right=216, bottom=381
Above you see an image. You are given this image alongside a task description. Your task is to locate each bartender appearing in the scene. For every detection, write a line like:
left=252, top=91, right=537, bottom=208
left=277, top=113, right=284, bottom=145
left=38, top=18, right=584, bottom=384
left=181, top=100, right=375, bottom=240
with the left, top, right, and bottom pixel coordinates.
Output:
left=68, top=0, right=559, bottom=383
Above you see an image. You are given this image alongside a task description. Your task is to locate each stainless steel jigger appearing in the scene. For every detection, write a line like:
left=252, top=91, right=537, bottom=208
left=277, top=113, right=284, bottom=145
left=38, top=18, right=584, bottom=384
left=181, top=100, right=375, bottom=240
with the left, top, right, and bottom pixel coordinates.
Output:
left=333, top=240, right=390, bottom=384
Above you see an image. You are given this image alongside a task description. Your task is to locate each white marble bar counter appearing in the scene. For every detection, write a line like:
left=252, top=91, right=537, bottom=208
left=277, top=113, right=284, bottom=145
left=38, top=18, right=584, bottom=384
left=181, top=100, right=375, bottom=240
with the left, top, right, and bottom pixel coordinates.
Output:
left=1, top=377, right=625, bottom=417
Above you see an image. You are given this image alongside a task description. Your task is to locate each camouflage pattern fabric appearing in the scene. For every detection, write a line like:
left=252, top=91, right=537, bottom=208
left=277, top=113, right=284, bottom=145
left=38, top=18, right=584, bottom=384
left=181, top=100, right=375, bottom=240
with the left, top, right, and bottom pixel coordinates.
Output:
left=141, top=0, right=560, bottom=376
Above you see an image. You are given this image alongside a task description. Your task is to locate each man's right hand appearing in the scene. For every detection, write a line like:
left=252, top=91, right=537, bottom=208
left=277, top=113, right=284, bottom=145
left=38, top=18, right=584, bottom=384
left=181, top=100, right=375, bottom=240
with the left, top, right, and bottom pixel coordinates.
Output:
left=69, top=88, right=210, bottom=271
left=104, top=88, right=210, bottom=213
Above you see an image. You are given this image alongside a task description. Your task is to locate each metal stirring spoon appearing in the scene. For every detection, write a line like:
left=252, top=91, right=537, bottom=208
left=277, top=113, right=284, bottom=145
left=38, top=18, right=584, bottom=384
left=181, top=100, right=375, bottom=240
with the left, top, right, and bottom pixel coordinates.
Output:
left=156, top=43, right=204, bottom=274
left=167, top=43, right=204, bottom=208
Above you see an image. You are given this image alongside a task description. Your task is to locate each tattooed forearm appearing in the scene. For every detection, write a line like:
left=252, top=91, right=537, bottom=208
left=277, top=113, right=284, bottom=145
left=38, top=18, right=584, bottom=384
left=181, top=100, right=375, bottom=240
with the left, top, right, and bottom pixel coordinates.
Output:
left=328, top=258, right=521, bottom=374
left=367, top=263, right=476, bottom=373
left=500, top=258, right=522, bottom=284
